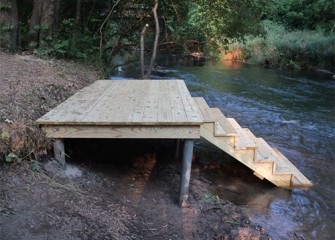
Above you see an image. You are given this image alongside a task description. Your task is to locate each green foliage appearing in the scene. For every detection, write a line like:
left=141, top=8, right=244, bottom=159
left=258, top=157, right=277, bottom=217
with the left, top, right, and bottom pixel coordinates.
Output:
left=35, top=18, right=99, bottom=60
left=168, top=0, right=269, bottom=54
left=203, top=192, right=220, bottom=204
left=30, top=160, right=41, bottom=172
left=0, top=24, right=14, bottom=31
left=5, top=153, right=22, bottom=164
left=0, top=2, right=12, bottom=9
left=268, top=0, right=335, bottom=33
left=2, top=0, right=333, bottom=71
left=239, top=21, right=335, bottom=70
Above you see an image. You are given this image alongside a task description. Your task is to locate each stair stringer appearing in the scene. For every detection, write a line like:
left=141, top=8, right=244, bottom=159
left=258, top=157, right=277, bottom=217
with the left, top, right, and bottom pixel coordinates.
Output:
left=200, top=122, right=293, bottom=188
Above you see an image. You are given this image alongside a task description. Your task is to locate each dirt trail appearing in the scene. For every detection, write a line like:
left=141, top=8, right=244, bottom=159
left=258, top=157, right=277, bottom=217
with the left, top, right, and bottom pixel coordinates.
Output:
left=0, top=52, right=271, bottom=239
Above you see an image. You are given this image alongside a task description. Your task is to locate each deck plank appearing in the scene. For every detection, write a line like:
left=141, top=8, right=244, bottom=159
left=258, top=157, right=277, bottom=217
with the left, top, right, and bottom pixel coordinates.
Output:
left=168, top=80, right=187, bottom=122
left=142, top=80, right=160, bottom=122
left=177, top=81, right=203, bottom=122
left=127, top=81, right=152, bottom=122
left=37, top=80, right=203, bottom=126
left=157, top=80, right=173, bottom=122
left=80, top=80, right=130, bottom=123
left=37, top=80, right=114, bottom=124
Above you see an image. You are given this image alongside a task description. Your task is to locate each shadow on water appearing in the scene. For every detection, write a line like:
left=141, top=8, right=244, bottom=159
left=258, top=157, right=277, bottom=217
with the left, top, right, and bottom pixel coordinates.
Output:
left=110, top=55, right=335, bottom=240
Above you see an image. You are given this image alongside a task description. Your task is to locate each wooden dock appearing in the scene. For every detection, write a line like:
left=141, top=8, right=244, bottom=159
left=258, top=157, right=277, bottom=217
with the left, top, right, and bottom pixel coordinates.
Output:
left=37, top=80, right=312, bottom=205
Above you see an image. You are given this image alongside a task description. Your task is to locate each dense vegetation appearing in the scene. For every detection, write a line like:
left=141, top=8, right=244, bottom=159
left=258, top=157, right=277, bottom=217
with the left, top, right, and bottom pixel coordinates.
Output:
left=0, top=0, right=334, bottom=72
left=238, top=0, right=335, bottom=70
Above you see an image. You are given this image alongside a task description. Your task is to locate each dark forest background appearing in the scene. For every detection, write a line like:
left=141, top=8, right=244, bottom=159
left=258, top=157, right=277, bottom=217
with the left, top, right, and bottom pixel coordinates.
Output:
left=1, top=0, right=334, bottom=72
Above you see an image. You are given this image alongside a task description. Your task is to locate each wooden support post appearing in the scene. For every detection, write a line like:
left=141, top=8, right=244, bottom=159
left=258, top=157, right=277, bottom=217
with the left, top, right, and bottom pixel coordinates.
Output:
left=174, top=139, right=181, bottom=159
left=179, top=139, right=194, bottom=206
left=54, top=139, right=66, bottom=168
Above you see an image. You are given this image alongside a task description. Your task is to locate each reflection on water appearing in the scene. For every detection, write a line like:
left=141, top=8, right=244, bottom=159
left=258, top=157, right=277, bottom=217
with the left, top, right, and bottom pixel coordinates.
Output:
left=111, top=57, right=335, bottom=239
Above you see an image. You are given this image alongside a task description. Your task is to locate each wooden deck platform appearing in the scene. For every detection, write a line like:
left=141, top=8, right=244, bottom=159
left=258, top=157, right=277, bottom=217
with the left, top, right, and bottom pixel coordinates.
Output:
left=37, top=80, right=203, bottom=205
left=37, top=80, right=203, bottom=139
left=37, top=79, right=312, bottom=205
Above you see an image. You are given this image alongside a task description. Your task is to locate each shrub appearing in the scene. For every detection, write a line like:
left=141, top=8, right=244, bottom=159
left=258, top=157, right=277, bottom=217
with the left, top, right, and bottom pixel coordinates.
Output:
left=238, top=21, right=335, bottom=70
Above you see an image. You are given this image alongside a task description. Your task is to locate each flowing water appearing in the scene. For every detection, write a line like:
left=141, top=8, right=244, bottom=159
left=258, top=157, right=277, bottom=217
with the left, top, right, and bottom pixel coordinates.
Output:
left=111, top=58, right=335, bottom=239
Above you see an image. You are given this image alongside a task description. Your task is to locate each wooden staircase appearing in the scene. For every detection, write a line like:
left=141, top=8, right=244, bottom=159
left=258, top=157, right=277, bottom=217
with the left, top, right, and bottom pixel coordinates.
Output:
left=194, top=97, right=313, bottom=189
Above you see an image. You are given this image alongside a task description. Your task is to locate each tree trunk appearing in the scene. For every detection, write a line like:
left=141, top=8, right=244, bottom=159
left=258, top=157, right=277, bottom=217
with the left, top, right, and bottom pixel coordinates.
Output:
left=39, top=0, right=59, bottom=47
left=28, top=0, right=59, bottom=50
left=72, top=0, right=81, bottom=48
left=99, top=0, right=121, bottom=59
left=28, top=0, right=43, bottom=50
left=145, top=0, right=160, bottom=79
left=140, top=24, right=149, bottom=79
left=0, top=0, right=18, bottom=51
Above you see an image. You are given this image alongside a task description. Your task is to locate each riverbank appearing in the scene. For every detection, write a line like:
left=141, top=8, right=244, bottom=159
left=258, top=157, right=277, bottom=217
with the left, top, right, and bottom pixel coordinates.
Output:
left=221, top=21, right=335, bottom=74
left=0, top=51, right=102, bottom=162
left=0, top=51, right=272, bottom=239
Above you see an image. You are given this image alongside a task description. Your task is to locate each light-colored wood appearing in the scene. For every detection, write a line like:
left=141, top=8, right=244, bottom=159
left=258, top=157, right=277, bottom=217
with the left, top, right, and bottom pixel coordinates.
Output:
left=54, top=139, right=65, bottom=168
left=236, top=128, right=257, bottom=148
left=84, top=80, right=135, bottom=123
left=157, top=80, right=173, bottom=122
left=254, top=138, right=278, bottom=163
left=179, top=139, right=194, bottom=205
left=37, top=80, right=203, bottom=126
left=273, top=148, right=313, bottom=187
left=211, top=108, right=237, bottom=136
left=253, top=171, right=265, bottom=180
left=177, top=82, right=203, bottom=122
left=193, top=97, right=215, bottom=122
left=291, top=175, right=313, bottom=188
left=37, top=80, right=114, bottom=123
left=200, top=120, right=311, bottom=189
left=37, top=81, right=312, bottom=189
left=214, top=121, right=227, bottom=136
left=200, top=122, right=261, bottom=169
left=42, top=125, right=200, bottom=139
left=142, top=80, right=160, bottom=122
left=168, top=80, right=187, bottom=122
left=226, top=118, right=257, bottom=149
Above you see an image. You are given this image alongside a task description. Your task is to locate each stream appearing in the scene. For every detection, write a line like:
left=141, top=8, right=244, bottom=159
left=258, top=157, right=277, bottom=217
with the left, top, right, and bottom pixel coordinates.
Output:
left=110, top=57, right=335, bottom=240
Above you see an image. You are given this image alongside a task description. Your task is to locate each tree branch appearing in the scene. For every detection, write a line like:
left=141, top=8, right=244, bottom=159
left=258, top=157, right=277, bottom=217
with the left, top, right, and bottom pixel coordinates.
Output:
left=99, top=0, right=121, bottom=59
left=144, top=0, right=159, bottom=79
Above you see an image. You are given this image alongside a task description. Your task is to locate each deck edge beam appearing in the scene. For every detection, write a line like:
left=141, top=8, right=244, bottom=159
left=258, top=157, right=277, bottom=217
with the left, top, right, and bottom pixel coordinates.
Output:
left=42, top=125, right=201, bottom=139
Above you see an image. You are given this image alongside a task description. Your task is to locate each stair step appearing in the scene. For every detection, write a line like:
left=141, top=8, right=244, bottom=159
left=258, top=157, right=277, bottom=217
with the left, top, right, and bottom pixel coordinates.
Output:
left=211, top=108, right=237, bottom=136
left=243, top=128, right=257, bottom=140
left=226, top=118, right=257, bottom=149
left=273, top=149, right=312, bottom=187
left=254, top=138, right=277, bottom=163
left=237, top=128, right=258, bottom=149
left=272, top=148, right=294, bottom=174
left=199, top=107, right=312, bottom=189
left=214, top=121, right=226, bottom=136
left=193, top=97, right=215, bottom=122
left=291, top=175, right=313, bottom=188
